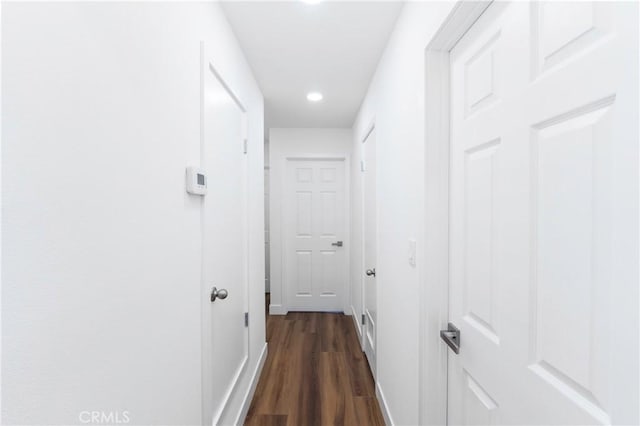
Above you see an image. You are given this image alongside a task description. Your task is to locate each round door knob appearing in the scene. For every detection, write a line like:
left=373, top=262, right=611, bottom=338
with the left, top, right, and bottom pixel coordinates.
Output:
left=366, top=268, right=376, bottom=277
left=211, top=286, right=229, bottom=302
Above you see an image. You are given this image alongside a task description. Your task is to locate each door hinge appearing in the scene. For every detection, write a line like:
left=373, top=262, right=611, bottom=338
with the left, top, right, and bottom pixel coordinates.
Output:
left=244, top=312, right=249, bottom=327
left=243, top=139, right=248, bottom=154
left=361, top=314, right=366, bottom=325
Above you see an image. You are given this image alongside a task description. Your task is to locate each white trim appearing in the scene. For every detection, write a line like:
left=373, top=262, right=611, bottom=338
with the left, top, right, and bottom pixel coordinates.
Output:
left=358, top=120, right=375, bottom=350
left=0, top=2, right=3, bottom=418
left=199, top=41, right=206, bottom=426
left=212, top=356, right=248, bottom=425
left=419, top=2, right=492, bottom=426
left=350, top=304, right=363, bottom=348
left=269, top=303, right=287, bottom=315
left=207, top=62, right=247, bottom=113
left=233, top=343, right=268, bottom=426
left=285, top=155, right=347, bottom=162
left=360, top=124, right=378, bottom=366
left=376, top=382, right=394, bottom=426
left=360, top=117, right=376, bottom=144
left=426, top=1, right=491, bottom=52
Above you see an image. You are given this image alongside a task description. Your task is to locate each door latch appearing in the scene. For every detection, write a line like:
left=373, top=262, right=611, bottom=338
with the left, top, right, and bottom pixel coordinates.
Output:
left=331, top=241, right=343, bottom=247
left=440, top=322, right=460, bottom=354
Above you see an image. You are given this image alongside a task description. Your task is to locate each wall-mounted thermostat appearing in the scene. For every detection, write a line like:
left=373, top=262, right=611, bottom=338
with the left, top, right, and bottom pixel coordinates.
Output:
left=186, top=167, right=207, bottom=195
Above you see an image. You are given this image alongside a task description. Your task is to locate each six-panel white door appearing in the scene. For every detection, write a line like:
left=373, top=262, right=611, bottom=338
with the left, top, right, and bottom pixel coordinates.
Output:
left=284, top=159, right=347, bottom=312
left=201, top=55, right=249, bottom=425
left=363, top=128, right=378, bottom=376
left=447, top=1, right=638, bottom=425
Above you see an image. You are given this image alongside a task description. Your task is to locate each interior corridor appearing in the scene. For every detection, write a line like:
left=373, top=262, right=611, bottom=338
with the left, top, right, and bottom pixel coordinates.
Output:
left=244, top=296, right=383, bottom=426
left=2, top=1, right=638, bottom=425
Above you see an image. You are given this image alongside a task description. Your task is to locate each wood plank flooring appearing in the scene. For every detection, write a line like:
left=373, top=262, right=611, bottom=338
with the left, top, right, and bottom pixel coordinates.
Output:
left=245, top=296, right=384, bottom=426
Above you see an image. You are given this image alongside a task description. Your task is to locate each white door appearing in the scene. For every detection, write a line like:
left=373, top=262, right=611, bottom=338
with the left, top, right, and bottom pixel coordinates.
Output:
left=363, top=128, right=378, bottom=376
left=284, top=159, right=346, bottom=311
left=447, top=2, right=638, bottom=425
left=201, top=55, right=249, bottom=425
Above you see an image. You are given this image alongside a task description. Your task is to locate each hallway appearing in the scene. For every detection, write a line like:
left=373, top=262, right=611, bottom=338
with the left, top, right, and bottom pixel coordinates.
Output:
left=244, top=298, right=383, bottom=426
left=2, top=1, right=639, bottom=425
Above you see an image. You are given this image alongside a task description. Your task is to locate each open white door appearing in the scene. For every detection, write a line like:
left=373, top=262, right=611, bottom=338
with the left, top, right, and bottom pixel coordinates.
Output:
left=445, top=2, right=638, bottom=425
left=201, top=46, right=249, bottom=426
left=284, top=158, right=347, bottom=311
left=363, top=127, right=377, bottom=376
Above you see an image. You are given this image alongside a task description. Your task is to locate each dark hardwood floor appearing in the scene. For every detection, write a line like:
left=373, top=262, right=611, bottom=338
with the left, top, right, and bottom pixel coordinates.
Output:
left=245, top=295, right=384, bottom=426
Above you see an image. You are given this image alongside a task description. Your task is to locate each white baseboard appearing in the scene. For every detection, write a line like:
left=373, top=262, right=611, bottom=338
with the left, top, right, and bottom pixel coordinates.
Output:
left=269, top=304, right=287, bottom=315
left=376, top=382, right=394, bottom=426
left=234, top=343, right=268, bottom=425
left=350, top=305, right=363, bottom=348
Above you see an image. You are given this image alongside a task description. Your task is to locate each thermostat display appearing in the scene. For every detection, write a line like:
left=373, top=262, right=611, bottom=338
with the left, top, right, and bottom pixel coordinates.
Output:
left=186, top=167, right=207, bottom=195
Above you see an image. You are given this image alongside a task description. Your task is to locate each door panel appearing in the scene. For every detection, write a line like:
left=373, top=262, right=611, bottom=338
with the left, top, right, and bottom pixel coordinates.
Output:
left=320, top=250, right=338, bottom=295
left=295, top=250, right=312, bottom=295
left=463, top=372, right=499, bottom=426
left=201, top=56, right=248, bottom=425
left=284, top=159, right=346, bottom=311
left=363, top=128, right=377, bottom=376
left=464, top=140, right=500, bottom=344
left=532, top=104, right=613, bottom=397
left=296, top=191, right=312, bottom=236
left=447, top=2, right=638, bottom=425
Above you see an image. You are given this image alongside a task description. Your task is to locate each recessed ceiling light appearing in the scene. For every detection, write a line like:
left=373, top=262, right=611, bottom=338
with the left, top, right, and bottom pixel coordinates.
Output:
left=307, top=92, right=323, bottom=102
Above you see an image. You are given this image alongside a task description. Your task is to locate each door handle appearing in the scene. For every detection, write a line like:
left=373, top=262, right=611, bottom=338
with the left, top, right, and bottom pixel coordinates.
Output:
left=211, top=286, right=228, bottom=302
left=332, top=241, right=343, bottom=247
left=440, top=322, right=460, bottom=354
left=366, top=268, right=376, bottom=277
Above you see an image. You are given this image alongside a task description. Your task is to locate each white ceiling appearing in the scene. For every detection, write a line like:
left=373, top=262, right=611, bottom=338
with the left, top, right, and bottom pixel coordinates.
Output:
left=221, top=1, right=404, bottom=129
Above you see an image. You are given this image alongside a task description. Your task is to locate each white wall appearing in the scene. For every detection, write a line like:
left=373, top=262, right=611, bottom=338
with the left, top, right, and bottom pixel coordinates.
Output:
left=268, top=128, right=351, bottom=315
left=350, top=2, right=456, bottom=425
left=0, top=1, right=3, bottom=419
left=2, top=3, right=265, bottom=425
left=264, top=140, right=270, bottom=293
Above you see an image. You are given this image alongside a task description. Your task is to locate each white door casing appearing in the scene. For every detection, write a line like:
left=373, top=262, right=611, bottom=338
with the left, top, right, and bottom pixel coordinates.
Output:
left=284, top=158, right=347, bottom=312
left=200, top=44, right=250, bottom=426
left=363, top=127, right=378, bottom=376
left=446, top=2, right=638, bottom=425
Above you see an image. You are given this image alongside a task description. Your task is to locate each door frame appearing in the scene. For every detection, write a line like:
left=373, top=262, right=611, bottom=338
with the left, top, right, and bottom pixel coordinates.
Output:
left=361, top=120, right=376, bottom=354
left=200, top=41, right=251, bottom=426
left=353, top=119, right=375, bottom=349
left=280, top=155, right=351, bottom=314
left=419, top=2, right=492, bottom=425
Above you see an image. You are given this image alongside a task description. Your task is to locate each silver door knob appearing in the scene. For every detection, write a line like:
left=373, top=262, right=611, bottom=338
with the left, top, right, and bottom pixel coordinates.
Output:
left=331, top=241, right=343, bottom=247
left=211, top=286, right=228, bottom=302
left=366, top=268, right=376, bottom=277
